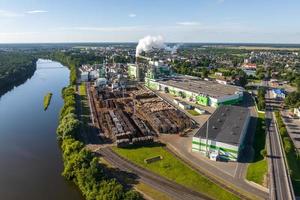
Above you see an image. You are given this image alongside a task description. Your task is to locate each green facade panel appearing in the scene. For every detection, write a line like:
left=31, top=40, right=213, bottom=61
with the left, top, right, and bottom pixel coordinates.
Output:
left=196, top=95, right=209, bottom=106
left=217, top=96, right=243, bottom=106
left=192, top=140, right=238, bottom=161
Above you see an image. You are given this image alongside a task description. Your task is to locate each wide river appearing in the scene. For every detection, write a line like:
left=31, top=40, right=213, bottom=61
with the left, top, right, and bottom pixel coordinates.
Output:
left=0, top=59, right=83, bottom=200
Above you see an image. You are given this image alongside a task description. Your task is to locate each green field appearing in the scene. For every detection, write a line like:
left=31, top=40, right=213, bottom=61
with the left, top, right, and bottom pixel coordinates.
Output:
left=43, top=92, right=52, bottom=110
left=112, top=145, right=239, bottom=200
left=246, top=113, right=268, bottom=185
left=136, top=182, right=172, bottom=200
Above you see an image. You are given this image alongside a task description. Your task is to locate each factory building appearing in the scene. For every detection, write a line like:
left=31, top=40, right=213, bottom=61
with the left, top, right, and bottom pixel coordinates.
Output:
left=145, top=75, right=244, bottom=107
left=192, top=105, right=250, bottom=161
left=128, top=64, right=143, bottom=81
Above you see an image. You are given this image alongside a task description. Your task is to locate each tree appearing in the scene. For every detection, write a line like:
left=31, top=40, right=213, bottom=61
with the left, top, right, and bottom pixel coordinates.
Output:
left=202, top=68, right=209, bottom=78
left=279, top=127, right=288, bottom=137
left=283, top=137, right=293, bottom=154
left=123, top=190, right=143, bottom=200
left=260, top=149, right=267, bottom=158
left=284, top=92, right=300, bottom=108
left=295, top=77, right=300, bottom=93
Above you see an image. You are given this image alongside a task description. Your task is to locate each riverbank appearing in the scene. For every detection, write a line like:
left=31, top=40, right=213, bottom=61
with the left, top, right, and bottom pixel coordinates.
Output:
left=44, top=92, right=53, bottom=110
left=0, top=52, right=37, bottom=97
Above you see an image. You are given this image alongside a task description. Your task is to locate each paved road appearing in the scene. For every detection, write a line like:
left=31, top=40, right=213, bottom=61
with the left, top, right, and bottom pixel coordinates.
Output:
left=264, top=80, right=294, bottom=200
left=97, top=147, right=210, bottom=200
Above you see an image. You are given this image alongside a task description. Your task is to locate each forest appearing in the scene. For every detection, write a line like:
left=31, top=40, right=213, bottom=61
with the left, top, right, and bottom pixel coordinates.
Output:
left=0, top=51, right=37, bottom=96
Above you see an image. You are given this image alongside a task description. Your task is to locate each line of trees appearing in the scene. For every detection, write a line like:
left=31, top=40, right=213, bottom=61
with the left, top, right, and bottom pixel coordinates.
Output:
left=171, top=61, right=248, bottom=87
left=284, top=78, right=300, bottom=108
left=0, top=52, right=37, bottom=96
left=257, top=87, right=266, bottom=111
left=51, top=52, right=78, bottom=85
left=275, top=111, right=300, bottom=194
left=57, top=86, right=142, bottom=200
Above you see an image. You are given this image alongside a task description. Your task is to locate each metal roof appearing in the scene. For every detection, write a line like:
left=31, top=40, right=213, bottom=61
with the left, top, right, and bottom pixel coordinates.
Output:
left=157, top=75, right=243, bottom=99
left=194, top=105, right=249, bottom=145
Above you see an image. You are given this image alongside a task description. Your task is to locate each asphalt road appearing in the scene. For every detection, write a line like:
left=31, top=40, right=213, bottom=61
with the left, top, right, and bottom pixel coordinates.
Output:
left=264, top=80, right=293, bottom=200
left=97, top=147, right=211, bottom=200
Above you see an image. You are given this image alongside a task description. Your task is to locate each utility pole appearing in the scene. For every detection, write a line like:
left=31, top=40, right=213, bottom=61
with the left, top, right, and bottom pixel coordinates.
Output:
left=206, top=119, right=209, bottom=158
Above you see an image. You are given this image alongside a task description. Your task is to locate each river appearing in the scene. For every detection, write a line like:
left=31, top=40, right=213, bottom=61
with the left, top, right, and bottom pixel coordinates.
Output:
left=0, top=59, right=83, bottom=200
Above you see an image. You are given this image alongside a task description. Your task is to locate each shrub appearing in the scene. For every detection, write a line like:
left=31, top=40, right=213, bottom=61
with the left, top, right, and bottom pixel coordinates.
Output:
left=260, top=149, right=267, bottom=158
left=283, top=137, right=293, bottom=154
left=279, top=127, right=288, bottom=137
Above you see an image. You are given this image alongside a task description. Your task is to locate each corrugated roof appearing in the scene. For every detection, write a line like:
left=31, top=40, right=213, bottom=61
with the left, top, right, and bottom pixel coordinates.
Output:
left=194, top=105, right=249, bottom=145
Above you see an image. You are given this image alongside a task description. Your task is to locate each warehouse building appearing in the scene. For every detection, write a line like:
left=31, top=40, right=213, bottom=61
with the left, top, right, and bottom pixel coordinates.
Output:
left=192, top=105, right=250, bottom=161
left=145, top=75, right=244, bottom=107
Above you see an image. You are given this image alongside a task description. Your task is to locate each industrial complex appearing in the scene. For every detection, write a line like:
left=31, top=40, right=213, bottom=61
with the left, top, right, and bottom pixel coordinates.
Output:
left=80, top=57, right=249, bottom=162
left=192, top=105, right=250, bottom=161
left=145, top=75, right=244, bottom=107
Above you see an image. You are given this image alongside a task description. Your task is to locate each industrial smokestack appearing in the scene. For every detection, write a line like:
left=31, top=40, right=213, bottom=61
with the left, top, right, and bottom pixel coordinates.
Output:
left=135, top=35, right=180, bottom=57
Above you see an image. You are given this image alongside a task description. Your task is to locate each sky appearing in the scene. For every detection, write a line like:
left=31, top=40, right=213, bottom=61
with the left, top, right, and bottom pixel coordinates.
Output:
left=0, top=0, right=300, bottom=43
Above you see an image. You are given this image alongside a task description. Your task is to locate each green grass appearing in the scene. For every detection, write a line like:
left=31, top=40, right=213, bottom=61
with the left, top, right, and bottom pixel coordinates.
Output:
left=248, top=79, right=261, bottom=84
left=246, top=113, right=268, bottom=185
left=246, top=159, right=268, bottom=185
left=78, top=82, right=90, bottom=129
left=112, top=145, right=240, bottom=200
left=79, top=82, right=86, bottom=96
left=43, top=92, right=52, bottom=110
left=187, top=110, right=200, bottom=116
left=136, top=182, right=172, bottom=200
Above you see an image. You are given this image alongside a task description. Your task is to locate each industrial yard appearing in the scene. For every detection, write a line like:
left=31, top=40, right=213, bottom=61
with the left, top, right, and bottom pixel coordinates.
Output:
left=88, top=83, right=193, bottom=147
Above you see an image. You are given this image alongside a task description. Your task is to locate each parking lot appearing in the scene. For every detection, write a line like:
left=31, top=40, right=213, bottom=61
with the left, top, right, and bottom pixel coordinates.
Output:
left=281, top=110, right=300, bottom=151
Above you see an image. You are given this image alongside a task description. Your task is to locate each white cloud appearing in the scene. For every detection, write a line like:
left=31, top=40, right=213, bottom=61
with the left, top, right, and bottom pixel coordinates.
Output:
left=55, top=25, right=149, bottom=32
left=177, top=21, right=200, bottom=26
left=217, top=0, right=225, bottom=3
left=0, top=10, right=23, bottom=17
left=129, top=13, right=137, bottom=18
left=26, top=10, right=48, bottom=14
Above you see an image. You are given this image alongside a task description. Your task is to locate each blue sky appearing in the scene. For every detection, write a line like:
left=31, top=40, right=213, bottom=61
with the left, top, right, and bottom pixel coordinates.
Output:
left=0, top=0, right=300, bottom=43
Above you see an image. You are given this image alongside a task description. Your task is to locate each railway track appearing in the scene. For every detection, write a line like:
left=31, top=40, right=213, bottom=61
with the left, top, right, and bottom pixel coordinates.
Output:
left=97, top=147, right=211, bottom=200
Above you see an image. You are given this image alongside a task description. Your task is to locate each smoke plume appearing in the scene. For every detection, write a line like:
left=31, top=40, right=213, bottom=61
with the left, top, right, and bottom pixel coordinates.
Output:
left=135, top=35, right=179, bottom=57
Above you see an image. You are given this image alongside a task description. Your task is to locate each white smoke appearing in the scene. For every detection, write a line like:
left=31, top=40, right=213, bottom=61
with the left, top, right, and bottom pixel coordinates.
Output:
left=135, top=35, right=179, bottom=57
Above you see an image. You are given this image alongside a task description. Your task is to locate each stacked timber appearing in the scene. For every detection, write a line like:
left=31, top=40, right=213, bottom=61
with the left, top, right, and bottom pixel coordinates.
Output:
left=132, top=136, right=153, bottom=145
left=116, top=138, right=130, bottom=147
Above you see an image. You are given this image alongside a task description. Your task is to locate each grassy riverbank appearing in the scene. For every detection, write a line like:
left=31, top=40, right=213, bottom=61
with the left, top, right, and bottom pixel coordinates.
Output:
left=112, top=144, right=239, bottom=200
left=43, top=92, right=52, bottom=110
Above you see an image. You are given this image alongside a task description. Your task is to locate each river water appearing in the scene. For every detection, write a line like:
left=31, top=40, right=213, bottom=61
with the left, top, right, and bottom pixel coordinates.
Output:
left=0, top=59, right=83, bottom=200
